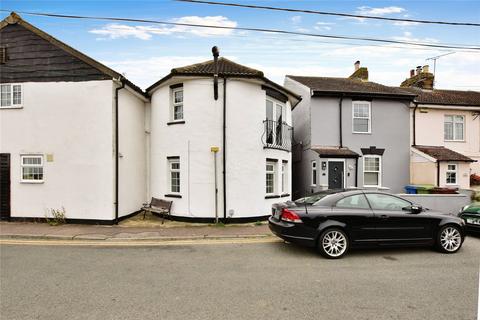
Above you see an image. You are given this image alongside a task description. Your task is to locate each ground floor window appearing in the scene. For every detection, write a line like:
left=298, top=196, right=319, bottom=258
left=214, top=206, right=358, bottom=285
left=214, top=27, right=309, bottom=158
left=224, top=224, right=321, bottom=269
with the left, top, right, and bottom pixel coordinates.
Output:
left=168, top=158, right=180, bottom=193
left=266, top=161, right=276, bottom=194
left=21, top=155, right=43, bottom=182
left=281, top=161, right=288, bottom=194
left=446, top=163, right=457, bottom=185
left=311, top=160, right=317, bottom=186
left=363, top=155, right=381, bottom=187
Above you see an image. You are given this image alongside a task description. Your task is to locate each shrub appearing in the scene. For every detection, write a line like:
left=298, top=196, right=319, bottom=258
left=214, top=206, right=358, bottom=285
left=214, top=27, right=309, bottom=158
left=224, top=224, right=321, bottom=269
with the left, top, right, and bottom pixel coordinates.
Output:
left=45, top=207, right=66, bottom=226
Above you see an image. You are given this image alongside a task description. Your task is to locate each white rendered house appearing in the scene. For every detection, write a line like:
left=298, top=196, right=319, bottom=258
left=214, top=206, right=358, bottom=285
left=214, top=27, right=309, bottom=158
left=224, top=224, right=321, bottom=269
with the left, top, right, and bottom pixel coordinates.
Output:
left=0, top=13, right=148, bottom=223
left=146, top=54, right=300, bottom=221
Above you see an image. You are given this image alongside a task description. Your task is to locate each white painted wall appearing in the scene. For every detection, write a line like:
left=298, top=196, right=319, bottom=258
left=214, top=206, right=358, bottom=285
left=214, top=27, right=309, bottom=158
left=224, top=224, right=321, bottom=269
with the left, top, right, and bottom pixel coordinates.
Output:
left=117, top=87, right=148, bottom=217
left=149, top=77, right=292, bottom=219
left=0, top=81, right=115, bottom=220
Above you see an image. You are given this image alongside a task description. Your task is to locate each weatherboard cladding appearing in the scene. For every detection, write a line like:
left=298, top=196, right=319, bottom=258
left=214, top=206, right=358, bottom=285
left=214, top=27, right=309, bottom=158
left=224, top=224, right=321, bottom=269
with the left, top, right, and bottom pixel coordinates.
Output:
left=0, top=23, right=110, bottom=83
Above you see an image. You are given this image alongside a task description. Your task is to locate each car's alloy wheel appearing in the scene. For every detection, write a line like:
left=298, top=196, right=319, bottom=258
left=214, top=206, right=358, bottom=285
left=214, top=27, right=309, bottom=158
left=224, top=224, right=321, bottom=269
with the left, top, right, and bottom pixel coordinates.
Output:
left=437, top=225, right=462, bottom=253
left=318, top=228, right=348, bottom=259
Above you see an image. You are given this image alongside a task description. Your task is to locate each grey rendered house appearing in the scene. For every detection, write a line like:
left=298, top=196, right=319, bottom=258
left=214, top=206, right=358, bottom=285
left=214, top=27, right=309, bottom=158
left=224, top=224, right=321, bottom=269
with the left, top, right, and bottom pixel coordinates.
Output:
left=284, top=62, right=416, bottom=198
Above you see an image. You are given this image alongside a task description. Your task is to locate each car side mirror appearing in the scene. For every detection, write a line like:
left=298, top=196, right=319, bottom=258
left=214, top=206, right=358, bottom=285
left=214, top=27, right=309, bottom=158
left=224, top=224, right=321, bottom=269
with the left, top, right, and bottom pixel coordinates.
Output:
left=404, top=205, right=422, bottom=214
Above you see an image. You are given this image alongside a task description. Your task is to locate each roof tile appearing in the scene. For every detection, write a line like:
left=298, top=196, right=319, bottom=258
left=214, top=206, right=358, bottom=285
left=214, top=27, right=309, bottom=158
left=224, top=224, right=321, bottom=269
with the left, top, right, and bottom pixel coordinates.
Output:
left=414, top=145, right=475, bottom=162
left=288, top=75, right=414, bottom=97
left=402, top=87, right=480, bottom=106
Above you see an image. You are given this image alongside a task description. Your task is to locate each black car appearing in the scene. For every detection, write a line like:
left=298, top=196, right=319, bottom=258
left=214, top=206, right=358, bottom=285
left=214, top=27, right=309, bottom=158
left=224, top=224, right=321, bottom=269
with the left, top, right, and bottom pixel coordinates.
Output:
left=269, top=189, right=466, bottom=259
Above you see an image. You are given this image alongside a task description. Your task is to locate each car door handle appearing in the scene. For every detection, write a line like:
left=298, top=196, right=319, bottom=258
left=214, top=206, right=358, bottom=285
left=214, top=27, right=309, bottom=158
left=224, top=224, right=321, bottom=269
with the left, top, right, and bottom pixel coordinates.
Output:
left=379, top=215, right=389, bottom=219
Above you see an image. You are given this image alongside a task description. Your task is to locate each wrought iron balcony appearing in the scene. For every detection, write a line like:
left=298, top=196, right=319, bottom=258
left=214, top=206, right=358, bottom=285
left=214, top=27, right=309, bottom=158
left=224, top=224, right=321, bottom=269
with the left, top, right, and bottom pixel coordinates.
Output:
left=262, top=120, right=293, bottom=152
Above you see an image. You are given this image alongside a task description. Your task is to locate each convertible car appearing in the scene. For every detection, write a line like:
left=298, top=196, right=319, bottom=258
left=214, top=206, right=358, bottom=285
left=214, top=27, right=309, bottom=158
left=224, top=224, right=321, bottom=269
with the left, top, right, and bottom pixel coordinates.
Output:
left=269, top=189, right=466, bottom=259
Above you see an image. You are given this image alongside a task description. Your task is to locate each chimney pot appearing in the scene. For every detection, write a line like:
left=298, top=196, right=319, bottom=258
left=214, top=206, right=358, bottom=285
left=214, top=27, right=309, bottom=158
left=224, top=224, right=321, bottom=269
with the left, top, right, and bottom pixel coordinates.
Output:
left=354, top=60, right=360, bottom=71
left=423, top=65, right=429, bottom=73
left=410, top=69, right=415, bottom=78
left=416, top=66, right=422, bottom=75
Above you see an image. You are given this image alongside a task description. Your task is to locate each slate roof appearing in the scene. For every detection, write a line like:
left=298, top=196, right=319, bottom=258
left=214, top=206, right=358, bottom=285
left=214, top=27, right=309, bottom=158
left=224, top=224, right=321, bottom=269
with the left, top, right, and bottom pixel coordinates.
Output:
left=402, top=87, right=480, bottom=107
left=312, top=147, right=360, bottom=158
left=171, top=57, right=264, bottom=77
left=414, top=145, right=475, bottom=162
left=146, top=58, right=301, bottom=104
left=287, top=75, right=415, bottom=99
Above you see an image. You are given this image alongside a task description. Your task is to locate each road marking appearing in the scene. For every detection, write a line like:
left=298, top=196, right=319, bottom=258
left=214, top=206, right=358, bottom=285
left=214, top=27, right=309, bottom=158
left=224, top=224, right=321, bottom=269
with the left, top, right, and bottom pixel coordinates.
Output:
left=0, top=237, right=282, bottom=247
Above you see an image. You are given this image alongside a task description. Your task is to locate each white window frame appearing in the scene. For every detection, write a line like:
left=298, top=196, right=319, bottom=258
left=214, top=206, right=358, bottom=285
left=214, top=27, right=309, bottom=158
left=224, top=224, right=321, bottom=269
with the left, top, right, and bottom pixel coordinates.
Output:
left=311, top=160, right=317, bottom=186
left=363, top=155, right=381, bottom=187
left=20, top=155, right=44, bottom=183
left=266, top=161, right=276, bottom=195
left=168, top=158, right=181, bottom=194
left=446, top=163, right=458, bottom=185
left=171, top=87, right=184, bottom=122
left=352, top=101, right=371, bottom=134
left=281, top=161, right=288, bottom=194
left=1, top=83, right=23, bottom=109
left=444, top=115, right=465, bottom=142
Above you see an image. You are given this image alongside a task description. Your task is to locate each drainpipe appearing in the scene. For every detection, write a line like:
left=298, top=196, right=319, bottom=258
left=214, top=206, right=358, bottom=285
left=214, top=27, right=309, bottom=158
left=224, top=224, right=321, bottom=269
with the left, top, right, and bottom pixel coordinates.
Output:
left=339, top=94, right=344, bottom=148
left=114, top=80, right=125, bottom=224
left=355, top=157, right=359, bottom=187
left=412, top=102, right=418, bottom=146
left=436, top=161, right=440, bottom=187
left=222, top=77, right=227, bottom=221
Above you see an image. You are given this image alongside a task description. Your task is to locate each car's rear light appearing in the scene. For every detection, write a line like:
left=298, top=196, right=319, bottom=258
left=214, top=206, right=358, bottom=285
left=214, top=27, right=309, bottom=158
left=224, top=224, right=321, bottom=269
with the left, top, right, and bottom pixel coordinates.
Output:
left=281, top=208, right=302, bottom=223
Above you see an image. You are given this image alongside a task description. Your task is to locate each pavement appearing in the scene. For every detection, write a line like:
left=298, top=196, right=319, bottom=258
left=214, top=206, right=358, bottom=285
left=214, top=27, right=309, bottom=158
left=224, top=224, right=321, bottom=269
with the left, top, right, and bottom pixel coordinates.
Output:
left=0, top=214, right=272, bottom=241
left=1, top=236, right=479, bottom=320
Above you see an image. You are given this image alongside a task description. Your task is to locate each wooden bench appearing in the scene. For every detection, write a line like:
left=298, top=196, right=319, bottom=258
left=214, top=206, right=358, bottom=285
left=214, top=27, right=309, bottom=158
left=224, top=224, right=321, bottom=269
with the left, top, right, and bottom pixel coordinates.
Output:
left=142, top=197, right=173, bottom=224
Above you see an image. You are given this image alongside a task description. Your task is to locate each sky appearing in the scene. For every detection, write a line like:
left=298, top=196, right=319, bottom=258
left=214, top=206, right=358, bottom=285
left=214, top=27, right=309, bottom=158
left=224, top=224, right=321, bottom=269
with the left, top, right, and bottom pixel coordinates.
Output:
left=1, top=0, right=479, bottom=90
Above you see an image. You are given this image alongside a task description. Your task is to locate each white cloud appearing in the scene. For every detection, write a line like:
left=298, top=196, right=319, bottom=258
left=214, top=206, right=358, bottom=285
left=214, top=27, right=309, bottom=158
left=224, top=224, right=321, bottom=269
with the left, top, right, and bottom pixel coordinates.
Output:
left=90, top=16, right=237, bottom=40
left=356, top=6, right=405, bottom=16
left=314, top=22, right=334, bottom=31
left=393, top=21, right=419, bottom=27
left=392, top=31, right=439, bottom=44
left=102, top=56, right=209, bottom=88
left=290, top=16, right=302, bottom=24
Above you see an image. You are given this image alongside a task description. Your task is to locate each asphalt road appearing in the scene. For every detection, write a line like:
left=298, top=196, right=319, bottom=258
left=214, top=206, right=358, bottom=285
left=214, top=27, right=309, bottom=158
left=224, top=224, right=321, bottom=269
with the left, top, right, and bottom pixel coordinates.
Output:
left=1, top=237, right=479, bottom=320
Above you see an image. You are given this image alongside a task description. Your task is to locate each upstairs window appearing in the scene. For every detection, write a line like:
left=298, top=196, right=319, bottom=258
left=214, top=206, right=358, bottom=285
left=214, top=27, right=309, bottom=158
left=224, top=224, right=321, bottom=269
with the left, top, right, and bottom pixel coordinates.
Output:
left=171, top=86, right=183, bottom=121
left=444, top=115, right=464, bottom=141
left=446, top=163, right=457, bottom=185
left=352, top=101, right=371, bottom=133
left=21, top=155, right=44, bottom=183
left=1, top=84, right=22, bottom=108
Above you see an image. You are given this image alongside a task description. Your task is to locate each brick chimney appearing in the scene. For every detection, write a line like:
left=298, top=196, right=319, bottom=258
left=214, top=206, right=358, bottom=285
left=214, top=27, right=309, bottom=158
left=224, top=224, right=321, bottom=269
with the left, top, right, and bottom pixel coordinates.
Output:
left=400, top=65, right=434, bottom=90
left=349, top=60, right=368, bottom=81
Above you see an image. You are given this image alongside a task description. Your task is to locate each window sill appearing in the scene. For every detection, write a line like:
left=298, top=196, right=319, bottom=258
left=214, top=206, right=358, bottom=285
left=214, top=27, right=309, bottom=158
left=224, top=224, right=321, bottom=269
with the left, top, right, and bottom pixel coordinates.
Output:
left=20, top=180, right=44, bottom=184
left=444, top=140, right=465, bottom=143
left=352, top=131, right=372, bottom=135
left=165, top=194, right=182, bottom=198
left=265, top=195, right=280, bottom=199
left=0, top=106, right=23, bottom=110
left=167, top=120, right=185, bottom=126
left=280, top=193, right=290, bottom=198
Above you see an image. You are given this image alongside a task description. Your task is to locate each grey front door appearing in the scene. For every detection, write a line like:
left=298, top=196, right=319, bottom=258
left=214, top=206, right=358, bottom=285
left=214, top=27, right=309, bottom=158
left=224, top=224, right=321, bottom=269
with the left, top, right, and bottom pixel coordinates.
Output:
left=0, top=154, right=10, bottom=219
left=328, top=161, right=344, bottom=189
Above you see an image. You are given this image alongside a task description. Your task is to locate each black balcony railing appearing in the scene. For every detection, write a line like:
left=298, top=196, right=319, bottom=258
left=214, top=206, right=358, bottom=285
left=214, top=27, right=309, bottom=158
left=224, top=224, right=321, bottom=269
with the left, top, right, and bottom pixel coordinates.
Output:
left=262, top=120, right=293, bottom=152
